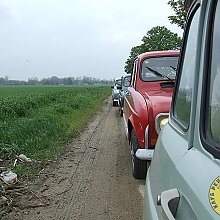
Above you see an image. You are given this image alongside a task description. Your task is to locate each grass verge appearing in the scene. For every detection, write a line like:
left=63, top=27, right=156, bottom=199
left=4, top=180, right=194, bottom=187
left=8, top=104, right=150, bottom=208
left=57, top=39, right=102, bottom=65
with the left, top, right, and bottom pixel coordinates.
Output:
left=0, top=86, right=111, bottom=178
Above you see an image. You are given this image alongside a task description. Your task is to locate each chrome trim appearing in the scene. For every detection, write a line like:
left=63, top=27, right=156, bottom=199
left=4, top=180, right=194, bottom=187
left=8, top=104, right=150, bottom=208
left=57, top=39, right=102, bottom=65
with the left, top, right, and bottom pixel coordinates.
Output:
left=123, top=114, right=128, bottom=139
left=160, top=188, right=180, bottom=220
left=135, top=149, right=154, bottom=160
left=145, top=125, right=149, bottom=149
left=157, top=195, right=161, bottom=205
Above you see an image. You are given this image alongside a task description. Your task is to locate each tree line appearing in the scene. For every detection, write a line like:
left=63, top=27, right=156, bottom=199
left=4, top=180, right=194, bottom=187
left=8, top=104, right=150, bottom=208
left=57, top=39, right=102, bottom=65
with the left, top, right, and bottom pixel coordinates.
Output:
left=0, top=76, right=113, bottom=86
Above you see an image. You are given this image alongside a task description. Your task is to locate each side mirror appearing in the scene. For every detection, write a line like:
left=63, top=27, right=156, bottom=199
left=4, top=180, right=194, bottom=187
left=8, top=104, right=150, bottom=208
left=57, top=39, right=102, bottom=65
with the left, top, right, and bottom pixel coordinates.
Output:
left=111, top=86, right=114, bottom=89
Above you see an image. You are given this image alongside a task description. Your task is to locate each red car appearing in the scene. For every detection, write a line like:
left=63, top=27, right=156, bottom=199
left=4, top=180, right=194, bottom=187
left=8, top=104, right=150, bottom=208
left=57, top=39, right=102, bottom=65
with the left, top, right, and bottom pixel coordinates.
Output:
left=123, top=50, right=179, bottom=179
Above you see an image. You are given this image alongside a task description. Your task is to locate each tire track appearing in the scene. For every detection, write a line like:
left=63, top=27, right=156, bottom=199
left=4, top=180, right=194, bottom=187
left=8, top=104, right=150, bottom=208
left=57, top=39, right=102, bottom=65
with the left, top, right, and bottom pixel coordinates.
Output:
left=13, top=98, right=144, bottom=220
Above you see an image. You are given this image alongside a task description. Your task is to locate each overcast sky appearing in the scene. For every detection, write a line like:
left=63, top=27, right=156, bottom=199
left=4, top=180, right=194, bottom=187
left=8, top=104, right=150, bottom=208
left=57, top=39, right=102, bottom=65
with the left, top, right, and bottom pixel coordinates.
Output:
left=0, top=0, right=182, bottom=81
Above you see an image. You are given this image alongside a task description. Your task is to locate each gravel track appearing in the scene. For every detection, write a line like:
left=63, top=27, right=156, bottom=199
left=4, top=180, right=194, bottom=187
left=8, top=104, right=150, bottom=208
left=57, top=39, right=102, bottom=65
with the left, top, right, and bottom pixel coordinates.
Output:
left=7, top=98, right=144, bottom=220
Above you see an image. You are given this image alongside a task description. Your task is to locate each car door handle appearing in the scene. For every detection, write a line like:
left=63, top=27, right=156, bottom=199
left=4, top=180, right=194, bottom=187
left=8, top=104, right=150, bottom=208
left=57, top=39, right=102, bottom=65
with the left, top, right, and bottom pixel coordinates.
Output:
left=158, top=188, right=180, bottom=220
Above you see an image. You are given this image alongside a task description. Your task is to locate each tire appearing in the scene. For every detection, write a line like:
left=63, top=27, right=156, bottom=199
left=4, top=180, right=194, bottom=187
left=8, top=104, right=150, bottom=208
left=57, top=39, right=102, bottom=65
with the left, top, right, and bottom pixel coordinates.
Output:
left=130, top=130, right=147, bottom=179
left=120, top=109, right=123, bottom=117
left=113, top=101, right=117, bottom=106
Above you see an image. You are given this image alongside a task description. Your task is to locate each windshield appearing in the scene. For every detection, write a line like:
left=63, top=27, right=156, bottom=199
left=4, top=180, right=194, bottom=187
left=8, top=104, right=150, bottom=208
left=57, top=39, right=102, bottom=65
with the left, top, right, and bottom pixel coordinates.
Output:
left=123, top=76, right=131, bottom=87
left=115, top=79, right=122, bottom=86
left=141, top=56, right=179, bottom=82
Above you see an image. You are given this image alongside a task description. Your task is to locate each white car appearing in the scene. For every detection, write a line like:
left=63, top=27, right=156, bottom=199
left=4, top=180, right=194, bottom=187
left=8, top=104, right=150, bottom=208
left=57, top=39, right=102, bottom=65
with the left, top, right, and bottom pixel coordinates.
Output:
left=111, top=78, right=122, bottom=106
left=140, top=0, right=220, bottom=219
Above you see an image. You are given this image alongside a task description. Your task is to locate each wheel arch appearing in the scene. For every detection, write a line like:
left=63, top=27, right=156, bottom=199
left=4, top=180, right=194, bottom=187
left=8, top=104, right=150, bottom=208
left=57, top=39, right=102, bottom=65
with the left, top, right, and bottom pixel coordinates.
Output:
left=128, top=116, right=139, bottom=144
left=128, top=119, right=133, bottom=142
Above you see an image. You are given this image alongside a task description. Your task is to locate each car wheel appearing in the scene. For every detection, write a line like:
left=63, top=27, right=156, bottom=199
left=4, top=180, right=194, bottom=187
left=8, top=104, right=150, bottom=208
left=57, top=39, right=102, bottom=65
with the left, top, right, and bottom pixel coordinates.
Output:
left=130, top=130, right=147, bottom=179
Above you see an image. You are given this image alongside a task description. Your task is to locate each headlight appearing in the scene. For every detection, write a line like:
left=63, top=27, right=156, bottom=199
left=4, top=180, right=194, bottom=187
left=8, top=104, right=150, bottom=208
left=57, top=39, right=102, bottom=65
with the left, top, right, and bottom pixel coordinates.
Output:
left=155, top=113, right=169, bottom=135
left=160, top=118, right=169, bottom=129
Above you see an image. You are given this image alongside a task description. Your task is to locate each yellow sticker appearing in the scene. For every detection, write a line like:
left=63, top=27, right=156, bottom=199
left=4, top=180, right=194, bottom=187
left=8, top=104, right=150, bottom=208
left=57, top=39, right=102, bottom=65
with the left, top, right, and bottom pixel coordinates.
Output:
left=209, top=176, right=220, bottom=215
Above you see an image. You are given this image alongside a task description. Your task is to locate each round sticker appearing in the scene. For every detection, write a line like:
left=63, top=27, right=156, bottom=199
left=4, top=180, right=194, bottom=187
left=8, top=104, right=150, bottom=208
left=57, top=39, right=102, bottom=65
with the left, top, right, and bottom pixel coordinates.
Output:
left=209, top=176, right=220, bottom=215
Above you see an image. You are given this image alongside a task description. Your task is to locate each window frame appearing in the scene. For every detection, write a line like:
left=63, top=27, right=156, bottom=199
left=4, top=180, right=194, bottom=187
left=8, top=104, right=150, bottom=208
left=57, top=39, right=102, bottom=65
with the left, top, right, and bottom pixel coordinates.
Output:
left=131, top=59, right=138, bottom=88
left=200, top=0, right=220, bottom=158
left=170, top=2, right=200, bottom=132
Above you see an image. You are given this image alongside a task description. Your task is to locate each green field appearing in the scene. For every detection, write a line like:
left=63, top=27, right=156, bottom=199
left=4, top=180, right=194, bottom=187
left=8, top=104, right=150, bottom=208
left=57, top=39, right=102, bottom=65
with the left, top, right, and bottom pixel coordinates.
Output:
left=0, top=86, right=111, bottom=175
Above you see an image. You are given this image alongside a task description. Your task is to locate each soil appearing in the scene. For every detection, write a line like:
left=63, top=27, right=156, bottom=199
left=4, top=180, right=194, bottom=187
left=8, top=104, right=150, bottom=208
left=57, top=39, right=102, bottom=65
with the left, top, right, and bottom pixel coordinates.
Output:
left=3, top=98, right=145, bottom=220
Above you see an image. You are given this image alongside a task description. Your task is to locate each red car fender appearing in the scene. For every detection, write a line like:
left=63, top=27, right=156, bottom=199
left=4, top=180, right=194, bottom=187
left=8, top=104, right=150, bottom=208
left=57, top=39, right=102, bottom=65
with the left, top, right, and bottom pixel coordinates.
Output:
left=128, top=99, right=149, bottom=149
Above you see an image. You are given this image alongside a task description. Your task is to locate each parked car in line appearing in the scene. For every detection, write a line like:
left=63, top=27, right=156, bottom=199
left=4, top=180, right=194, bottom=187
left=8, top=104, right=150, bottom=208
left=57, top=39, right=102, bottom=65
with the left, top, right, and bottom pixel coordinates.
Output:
left=111, top=78, right=122, bottom=106
left=118, top=74, right=131, bottom=117
left=123, top=50, right=179, bottom=179
left=140, top=0, right=220, bottom=219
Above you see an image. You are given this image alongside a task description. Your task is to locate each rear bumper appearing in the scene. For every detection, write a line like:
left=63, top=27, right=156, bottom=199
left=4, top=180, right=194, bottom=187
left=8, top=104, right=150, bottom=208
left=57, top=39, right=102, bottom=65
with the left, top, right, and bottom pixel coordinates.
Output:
left=112, top=95, right=119, bottom=101
left=135, top=149, right=154, bottom=160
left=112, top=98, right=119, bottom=103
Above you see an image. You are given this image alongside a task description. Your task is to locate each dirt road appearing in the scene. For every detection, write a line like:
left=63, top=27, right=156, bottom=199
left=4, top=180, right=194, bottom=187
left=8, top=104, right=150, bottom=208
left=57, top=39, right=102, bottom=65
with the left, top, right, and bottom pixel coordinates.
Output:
left=8, top=98, right=145, bottom=220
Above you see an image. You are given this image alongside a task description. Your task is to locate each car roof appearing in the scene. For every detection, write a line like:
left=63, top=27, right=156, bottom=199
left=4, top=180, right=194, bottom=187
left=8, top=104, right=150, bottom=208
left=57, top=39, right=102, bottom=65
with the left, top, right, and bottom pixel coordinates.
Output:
left=137, top=50, right=180, bottom=60
left=184, top=0, right=195, bottom=12
left=121, top=74, right=131, bottom=78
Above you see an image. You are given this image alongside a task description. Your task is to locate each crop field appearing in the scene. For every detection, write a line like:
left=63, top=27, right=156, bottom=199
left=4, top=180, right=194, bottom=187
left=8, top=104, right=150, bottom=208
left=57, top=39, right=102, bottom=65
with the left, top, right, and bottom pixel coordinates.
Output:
left=0, top=86, right=111, bottom=174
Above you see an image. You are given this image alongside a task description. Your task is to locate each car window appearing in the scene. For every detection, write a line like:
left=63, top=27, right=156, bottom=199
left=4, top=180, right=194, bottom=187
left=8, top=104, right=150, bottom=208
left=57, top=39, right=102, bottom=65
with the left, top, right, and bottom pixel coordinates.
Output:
left=140, top=56, right=178, bottom=82
left=206, top=0, right=220, bottom=146
left=173, top=7, right=200, bottom=129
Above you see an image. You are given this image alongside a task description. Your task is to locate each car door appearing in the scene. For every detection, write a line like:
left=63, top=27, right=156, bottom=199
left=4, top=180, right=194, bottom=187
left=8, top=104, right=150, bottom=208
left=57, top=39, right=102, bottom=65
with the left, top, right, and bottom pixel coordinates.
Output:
left=144, top=1, right=218, bottom=220
left=145, top=0, right=220, bottom=219
left=171, top=1, right=220, bottom=219
left=124, top=60, right=138, bottom=134
left=146, top=3, right=201, bottom=219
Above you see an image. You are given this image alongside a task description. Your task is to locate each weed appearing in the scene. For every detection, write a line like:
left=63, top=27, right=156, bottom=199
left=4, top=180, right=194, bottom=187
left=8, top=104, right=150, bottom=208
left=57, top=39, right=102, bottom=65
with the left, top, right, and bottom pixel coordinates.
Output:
left=0, top=86, right=111, bottom=177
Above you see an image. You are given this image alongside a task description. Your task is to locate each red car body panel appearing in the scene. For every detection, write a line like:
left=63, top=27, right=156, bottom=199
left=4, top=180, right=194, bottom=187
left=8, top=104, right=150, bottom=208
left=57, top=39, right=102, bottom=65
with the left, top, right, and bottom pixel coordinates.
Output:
left=124, top=50, right=180, bottom=149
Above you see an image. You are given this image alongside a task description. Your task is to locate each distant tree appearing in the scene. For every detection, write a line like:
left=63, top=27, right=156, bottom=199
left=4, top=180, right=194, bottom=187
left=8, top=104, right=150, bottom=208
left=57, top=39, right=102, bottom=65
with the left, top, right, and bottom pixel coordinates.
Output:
left=168, top=0, right=187, bottom=29
left=124, top=26, right=181, bottom=74
left=28, top=77, right=39, bottom=85
left=124, top=45, right=143, bottom=74
left=62, top=77, right=73, bottom=85
left=0, top=75, right=113, bottom=86
left=0, top=77, right=6, bottom=85
left=50, top=76, right=61, bottom=85
left=141, top=26, right=181, bottom=51
left=4, top=75, right=9, bottom=81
